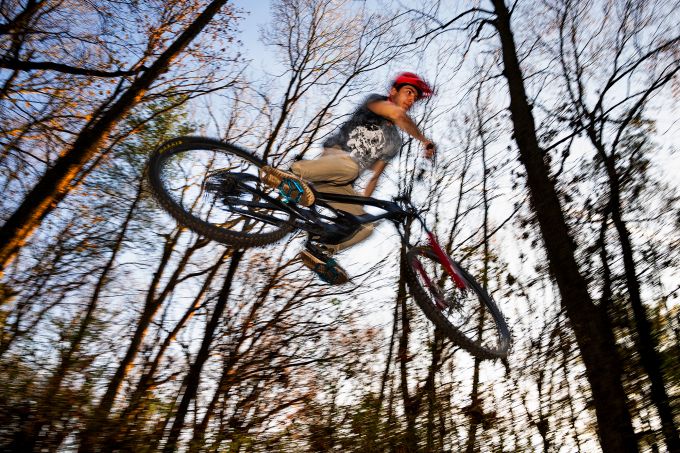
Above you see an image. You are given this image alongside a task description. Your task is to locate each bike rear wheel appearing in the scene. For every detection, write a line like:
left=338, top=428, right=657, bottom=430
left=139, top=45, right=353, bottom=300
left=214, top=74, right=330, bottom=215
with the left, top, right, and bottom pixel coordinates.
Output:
left=404, top=246, right=511, bottom=359
left=147, top=136, right=294, bottom=247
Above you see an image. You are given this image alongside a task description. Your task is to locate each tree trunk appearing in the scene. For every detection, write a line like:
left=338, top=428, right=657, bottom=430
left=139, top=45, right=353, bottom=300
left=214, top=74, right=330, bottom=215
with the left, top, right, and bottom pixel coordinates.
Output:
left=0, top=0, right=232, bottom=274
left=77, top=231, right=205, bottom=452
left=425, top=333, right=442, bottom=452
left=489, top=1, right=638, bottom=451
left=465, top=87, right=493, bottom=453
left=189, top=261, right=283, bottom=452
left=13, top=181, right=143, bottom=453
left=598, top=144, right=680, bottom=453
left=106, top=249, right=230, bottom=453
left=163, top=250, right=244, bottom=453
left=398, top=249, right=419, bottom=452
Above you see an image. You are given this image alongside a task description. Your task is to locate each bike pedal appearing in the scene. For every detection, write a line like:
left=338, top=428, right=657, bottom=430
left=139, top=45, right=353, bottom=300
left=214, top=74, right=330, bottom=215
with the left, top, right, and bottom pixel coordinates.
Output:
left=260, top=166, right=314, bottom=206
left=278, top=178, right=305, bottom=204
left=313, top=261, right=346, bottom=285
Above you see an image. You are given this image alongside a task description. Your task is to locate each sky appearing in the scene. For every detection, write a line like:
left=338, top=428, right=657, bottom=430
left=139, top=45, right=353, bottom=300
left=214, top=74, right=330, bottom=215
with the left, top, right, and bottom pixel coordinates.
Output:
left=231, top=1, right=272, bottom=72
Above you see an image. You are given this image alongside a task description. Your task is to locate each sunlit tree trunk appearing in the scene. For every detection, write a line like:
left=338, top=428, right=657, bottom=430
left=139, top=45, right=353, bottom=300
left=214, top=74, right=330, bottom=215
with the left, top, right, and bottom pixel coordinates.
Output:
left=0, top=0, right=232, bottom=274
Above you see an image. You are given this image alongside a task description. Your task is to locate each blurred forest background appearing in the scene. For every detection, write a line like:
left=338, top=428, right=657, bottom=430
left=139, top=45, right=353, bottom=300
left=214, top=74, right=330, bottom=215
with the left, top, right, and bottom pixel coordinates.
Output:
left=1, top=0, right=679, bottom=451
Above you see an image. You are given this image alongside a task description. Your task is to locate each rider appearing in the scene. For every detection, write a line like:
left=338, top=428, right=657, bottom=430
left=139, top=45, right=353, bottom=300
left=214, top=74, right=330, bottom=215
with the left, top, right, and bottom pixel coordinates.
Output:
left=261, top=72, right=435, bottom=284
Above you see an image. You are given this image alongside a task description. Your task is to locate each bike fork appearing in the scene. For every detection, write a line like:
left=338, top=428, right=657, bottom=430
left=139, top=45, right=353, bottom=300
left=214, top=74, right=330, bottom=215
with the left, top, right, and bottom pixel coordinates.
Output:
left=426, top=232, right=467, bottom=290
left=411, top=259, right=450, bottom=310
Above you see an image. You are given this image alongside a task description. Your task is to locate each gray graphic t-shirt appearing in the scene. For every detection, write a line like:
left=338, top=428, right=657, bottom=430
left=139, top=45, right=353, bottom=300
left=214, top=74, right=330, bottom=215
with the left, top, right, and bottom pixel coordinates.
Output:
left=323, top=94, right=402, bottom=170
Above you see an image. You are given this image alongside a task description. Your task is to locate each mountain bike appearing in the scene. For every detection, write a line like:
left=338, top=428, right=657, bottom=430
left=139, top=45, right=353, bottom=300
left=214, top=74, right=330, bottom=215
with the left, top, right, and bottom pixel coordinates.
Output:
left=146, top=136, right=511, bottom=359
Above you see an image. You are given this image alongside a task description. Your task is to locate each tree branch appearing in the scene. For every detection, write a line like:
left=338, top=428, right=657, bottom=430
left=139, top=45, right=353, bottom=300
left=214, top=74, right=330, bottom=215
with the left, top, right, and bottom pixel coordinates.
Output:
left=0, top=57, right=146, bottom=77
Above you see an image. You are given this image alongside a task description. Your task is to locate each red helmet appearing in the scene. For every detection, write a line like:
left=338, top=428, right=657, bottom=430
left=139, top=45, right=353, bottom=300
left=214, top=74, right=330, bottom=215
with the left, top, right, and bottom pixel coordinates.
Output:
left=392, top=72, right=433, bottom=99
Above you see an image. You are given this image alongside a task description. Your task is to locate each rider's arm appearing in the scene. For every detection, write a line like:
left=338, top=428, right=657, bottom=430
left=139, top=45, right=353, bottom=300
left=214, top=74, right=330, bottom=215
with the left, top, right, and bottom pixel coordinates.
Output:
left=367, top=99, right=435, bottom=156
left=364, top=160, right=387, bottom=197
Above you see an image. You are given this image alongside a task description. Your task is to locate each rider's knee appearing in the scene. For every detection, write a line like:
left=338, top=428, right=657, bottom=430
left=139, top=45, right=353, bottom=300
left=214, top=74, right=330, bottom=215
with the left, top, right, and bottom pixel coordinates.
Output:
left=331, top=224, right=374, bottom=253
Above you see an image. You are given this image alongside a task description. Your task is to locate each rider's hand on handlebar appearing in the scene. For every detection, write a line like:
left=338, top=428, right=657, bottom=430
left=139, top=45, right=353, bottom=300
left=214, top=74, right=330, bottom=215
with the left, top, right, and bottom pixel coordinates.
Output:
left=423, top=140, right=436, bottom=159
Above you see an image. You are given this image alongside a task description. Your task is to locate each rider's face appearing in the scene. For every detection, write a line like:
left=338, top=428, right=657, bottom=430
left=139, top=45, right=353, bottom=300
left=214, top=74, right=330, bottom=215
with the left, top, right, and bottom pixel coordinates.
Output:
left=389, top=85, right=420, bottom=110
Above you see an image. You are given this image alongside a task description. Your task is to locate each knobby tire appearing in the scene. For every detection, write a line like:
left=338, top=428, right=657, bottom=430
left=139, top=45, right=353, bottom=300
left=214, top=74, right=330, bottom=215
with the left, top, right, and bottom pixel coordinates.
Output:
left=404, top=246, right=511, bottom=359
left=147, top=136, right=294, bottom=248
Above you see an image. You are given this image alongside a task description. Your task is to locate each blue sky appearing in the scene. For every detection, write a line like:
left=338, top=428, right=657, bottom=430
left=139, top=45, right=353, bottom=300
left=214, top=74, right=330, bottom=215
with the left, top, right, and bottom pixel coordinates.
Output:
left=232, top=1, right=275, bottom=72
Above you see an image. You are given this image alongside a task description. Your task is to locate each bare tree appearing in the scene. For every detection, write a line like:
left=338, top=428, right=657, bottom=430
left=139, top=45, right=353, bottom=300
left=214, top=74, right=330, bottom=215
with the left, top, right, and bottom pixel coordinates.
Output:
left=539, top=1, right=680, bottom=449
left=0, top=0, right=239, bottom=272
left=488, top=1, right=638, bottom=449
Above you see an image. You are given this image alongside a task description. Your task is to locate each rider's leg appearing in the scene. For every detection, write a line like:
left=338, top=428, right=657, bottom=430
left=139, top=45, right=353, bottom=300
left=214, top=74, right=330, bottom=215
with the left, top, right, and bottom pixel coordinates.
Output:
left=290, top=147, right=359, bottom=186
left=298, top=222, right=371, bottom=285
left=310, top=181, right=374, bottom=253
left=297, top=180, right=373, bottom=284
left=288, top=148, right=374, bottom=283
left=260, top=148, right=357, bottom=206
left=293, top=147, right=373, bottom=249
left=325, top=225, right=374, bottom=253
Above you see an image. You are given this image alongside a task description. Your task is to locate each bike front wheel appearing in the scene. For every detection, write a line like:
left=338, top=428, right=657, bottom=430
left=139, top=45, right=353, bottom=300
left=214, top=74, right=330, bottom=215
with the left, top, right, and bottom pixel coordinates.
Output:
left=404, top=246, right=511, bottom=359
left=147, top=136, right=295, bottom=248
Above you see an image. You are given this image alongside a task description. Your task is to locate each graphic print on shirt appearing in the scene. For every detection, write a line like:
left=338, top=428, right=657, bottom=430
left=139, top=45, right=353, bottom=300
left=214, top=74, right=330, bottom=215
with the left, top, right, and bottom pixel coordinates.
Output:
left=346, top=124, right=386, bottom=169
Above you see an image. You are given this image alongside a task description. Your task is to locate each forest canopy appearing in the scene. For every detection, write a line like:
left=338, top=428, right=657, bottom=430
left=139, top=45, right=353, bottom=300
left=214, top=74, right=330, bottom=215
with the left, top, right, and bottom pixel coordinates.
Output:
left=0, top=0, right=678, bottom=452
